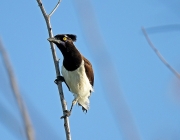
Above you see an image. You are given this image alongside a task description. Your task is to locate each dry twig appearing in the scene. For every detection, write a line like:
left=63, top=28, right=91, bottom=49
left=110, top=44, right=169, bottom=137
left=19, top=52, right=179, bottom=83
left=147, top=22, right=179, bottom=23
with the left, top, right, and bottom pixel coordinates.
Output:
left=142, top=27, right=180, bottom=79
left=0, top=40, right=34, bottom=140
left=36, top=0, right=71, bottom=140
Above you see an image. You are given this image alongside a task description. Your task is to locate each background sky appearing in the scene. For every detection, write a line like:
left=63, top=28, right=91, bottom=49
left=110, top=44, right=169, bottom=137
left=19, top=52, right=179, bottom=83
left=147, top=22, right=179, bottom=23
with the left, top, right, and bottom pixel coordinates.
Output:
left=0, top=0, right=180, bottom=140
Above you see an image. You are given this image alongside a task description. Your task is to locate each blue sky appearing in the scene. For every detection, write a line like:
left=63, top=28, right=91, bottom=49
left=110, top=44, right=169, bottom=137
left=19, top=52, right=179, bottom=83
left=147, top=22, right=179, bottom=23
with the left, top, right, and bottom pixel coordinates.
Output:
left=0, top=0, right=180, bottom=140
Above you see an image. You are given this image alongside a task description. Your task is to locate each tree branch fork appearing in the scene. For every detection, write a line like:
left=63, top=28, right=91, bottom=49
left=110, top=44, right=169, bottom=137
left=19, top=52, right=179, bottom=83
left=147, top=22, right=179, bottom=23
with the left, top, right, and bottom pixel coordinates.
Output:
left=36, top=0, right=71, bottom=140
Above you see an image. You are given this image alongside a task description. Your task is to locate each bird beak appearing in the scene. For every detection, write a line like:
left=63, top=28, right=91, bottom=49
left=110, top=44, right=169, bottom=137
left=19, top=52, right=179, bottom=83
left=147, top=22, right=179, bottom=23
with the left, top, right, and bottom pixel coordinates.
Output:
left=47, top=37, right=61, bottom=44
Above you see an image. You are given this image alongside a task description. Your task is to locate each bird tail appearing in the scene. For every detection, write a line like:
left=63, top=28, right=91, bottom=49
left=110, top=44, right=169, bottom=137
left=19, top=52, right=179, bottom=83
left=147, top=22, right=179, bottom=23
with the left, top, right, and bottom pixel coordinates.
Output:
left=78, top=97, right=89, bottom=111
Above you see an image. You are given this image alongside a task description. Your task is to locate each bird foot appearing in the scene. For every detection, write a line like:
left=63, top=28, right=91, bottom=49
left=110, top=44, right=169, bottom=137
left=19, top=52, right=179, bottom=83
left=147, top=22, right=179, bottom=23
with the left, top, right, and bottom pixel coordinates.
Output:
left=54, top=76, right=65, bottom=85
left=60, top=110, right=71, bottom=119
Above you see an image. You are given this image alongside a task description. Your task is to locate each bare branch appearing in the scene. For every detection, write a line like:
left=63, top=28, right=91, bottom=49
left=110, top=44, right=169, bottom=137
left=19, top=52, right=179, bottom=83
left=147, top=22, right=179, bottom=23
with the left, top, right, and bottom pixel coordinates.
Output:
left=0, top=40, right=34, bottom=140
left=142, top=27, right=180, bottom=79
left=36, top=0, right=47, bottom=19
left=36, top=0, right=71, bottom=140
left=49, top=0, right=61, bottom=17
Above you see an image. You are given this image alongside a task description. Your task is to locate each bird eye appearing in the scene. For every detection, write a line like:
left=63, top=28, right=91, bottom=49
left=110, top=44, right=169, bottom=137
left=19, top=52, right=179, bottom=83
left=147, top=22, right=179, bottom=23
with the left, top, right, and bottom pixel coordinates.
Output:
left=63, top=37, right=67, bottom=41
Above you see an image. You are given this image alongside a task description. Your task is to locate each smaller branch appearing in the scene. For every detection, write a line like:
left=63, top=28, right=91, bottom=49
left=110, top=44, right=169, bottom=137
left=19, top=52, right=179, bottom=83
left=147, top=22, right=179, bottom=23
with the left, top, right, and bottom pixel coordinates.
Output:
left=49, top=0, right=61, bottom=17
left=0, top=40, right=34, bottom=140
left=142, top=27, right=180, bottom=79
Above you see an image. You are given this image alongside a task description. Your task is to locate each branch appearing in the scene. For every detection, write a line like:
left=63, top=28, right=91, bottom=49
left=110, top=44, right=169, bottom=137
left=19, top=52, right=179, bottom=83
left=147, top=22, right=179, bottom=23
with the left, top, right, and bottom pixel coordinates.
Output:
left=142, top=27, right=180, bottom=79
left=49, top=0, right=61, bottom=17
left=36, top=1, right=71, bottom=140
left=0, top=40, right=34, bottom=140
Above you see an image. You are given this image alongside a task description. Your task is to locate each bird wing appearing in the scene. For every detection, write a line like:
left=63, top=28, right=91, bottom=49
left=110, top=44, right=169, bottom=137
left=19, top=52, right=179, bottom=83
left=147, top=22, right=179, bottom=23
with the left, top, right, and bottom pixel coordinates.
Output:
left=83, top=56, right=94, bottom=87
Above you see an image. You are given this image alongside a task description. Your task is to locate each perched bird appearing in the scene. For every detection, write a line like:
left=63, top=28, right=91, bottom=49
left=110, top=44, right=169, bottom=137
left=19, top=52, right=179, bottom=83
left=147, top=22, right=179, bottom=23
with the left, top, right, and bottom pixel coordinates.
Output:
left=48, top=34, right=94, bottom=118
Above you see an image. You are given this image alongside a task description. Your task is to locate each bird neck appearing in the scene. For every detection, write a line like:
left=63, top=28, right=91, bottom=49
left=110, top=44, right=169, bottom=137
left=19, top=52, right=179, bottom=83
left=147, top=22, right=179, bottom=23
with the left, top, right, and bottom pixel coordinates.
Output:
left=56, top=41, right=83, bottom=71
left=63, top=52, right=82, bottom=71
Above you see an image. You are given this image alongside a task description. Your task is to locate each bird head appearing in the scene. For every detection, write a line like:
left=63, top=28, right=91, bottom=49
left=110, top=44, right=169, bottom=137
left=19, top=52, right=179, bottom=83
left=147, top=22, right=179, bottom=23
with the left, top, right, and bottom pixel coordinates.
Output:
left=47, top=34, right=76, bottom=44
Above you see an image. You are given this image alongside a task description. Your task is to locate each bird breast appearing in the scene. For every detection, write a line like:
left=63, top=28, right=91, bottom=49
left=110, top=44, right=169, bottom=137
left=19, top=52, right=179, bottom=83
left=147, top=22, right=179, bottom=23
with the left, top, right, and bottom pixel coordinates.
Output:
left=61, top=60, right=93, bottom=98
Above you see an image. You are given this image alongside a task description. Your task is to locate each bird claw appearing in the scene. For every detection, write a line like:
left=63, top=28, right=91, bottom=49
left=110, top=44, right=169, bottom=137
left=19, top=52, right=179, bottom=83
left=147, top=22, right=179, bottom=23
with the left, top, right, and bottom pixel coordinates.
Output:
left=60, top=110, right=71, bottom=119
left=54, top=76, right=65, bottom=85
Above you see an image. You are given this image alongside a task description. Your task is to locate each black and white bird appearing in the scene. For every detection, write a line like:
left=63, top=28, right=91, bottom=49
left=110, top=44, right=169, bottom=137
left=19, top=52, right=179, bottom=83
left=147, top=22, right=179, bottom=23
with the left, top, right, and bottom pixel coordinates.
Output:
left=48, top=34, right=94, bottom=118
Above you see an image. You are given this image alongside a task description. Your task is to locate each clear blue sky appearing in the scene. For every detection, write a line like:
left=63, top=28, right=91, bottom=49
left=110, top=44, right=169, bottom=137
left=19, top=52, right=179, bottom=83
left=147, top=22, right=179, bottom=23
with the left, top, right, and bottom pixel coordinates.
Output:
left=0, top=0, right=180, bottom=140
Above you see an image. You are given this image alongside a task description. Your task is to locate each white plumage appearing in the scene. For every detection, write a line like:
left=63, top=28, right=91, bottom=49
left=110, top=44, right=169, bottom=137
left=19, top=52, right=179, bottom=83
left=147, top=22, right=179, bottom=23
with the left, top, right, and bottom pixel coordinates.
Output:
left=61, top=60, right=93, bottom=110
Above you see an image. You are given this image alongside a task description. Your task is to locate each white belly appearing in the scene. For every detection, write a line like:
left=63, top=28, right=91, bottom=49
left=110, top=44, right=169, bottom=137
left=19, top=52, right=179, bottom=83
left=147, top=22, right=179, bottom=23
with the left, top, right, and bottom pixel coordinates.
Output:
left=61, top=60, right=93, bottom=110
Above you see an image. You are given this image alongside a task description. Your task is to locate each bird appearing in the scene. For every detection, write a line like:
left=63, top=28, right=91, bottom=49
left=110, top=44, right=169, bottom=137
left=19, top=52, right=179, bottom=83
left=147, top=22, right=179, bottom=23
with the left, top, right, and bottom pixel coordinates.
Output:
left=48, top=34, right=94, bottom=118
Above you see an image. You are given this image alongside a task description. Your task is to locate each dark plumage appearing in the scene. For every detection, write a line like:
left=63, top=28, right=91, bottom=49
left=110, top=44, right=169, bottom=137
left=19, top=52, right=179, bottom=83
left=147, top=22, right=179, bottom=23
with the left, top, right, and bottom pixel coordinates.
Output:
left=48, top=34, right=94, bottom=117
left=55, top=34, right=77, bottom=42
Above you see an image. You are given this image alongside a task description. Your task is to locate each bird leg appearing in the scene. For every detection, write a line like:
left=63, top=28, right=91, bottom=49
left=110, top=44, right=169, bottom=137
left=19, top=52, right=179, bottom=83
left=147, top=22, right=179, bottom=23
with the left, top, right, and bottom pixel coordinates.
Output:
left=54, top=76, right=70, bottom=91
left=60, top=98, right=79, bottom=119
left=54, top=76, right=65, bottom=84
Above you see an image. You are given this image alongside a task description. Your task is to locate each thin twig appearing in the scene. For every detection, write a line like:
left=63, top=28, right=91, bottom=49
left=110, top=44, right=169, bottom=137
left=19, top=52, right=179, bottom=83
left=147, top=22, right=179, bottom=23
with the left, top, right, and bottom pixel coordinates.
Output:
left=36, top=1, right=71, bottom=140
left=0, top=40, right=34, bottom=140
left=142, top=27, right=180, bottom=79
left=49, top=0, right=61, bottom=17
